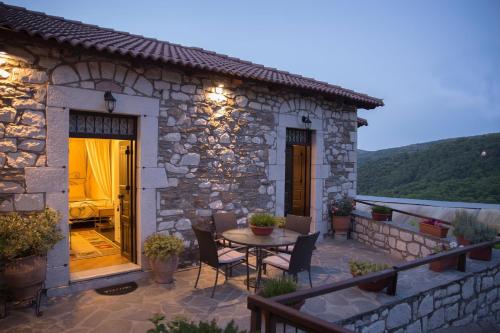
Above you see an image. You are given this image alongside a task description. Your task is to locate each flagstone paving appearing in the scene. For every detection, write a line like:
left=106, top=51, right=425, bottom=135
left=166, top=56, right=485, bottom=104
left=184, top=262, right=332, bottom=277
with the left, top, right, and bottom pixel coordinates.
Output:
left=0, top=238, right=403, bottom=333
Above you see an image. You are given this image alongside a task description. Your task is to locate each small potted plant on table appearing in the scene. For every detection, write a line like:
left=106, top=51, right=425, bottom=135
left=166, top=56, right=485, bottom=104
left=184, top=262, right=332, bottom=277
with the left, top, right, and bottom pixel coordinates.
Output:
left=144, top=233, right=184, bottom=284
left=371, top=205, right=393, bottom=221
left=249, top=213, right=276, bottom=236
left=349, top=260, right=391, bottom=292
left=428, top=242, right=459, bottom=272
left=259, top=277, right=304, bottom=310
left=452, top=210, right=496, bottom=261
left=420, top=219, right=450, bottom=238
left=0, top=208, right=63, bottom=304
left=330, top=196, right=354, bottom=235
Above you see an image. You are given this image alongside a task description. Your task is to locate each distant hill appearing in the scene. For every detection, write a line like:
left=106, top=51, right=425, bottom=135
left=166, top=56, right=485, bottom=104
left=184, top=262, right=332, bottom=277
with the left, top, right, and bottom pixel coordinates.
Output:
left=357, top=133, right=500, bottom=204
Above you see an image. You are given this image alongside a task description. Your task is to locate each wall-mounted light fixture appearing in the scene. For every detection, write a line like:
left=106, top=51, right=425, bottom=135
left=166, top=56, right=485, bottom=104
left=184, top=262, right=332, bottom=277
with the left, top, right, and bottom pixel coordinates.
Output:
left=302, top=115, right=312, bottom=129
left=207, top=84, right=227, bottom=103
left=104, top=91, right=116, bottom=113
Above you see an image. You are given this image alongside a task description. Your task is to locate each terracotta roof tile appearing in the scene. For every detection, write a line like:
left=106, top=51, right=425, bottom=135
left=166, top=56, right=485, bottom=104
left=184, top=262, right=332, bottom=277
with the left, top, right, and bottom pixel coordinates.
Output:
left=0, top=2, right=383, bottom=109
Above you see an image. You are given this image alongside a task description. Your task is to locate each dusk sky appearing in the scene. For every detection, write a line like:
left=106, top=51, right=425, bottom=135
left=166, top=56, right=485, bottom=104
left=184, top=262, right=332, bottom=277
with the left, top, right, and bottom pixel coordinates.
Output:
left=8, top=0, right=500, bottom=151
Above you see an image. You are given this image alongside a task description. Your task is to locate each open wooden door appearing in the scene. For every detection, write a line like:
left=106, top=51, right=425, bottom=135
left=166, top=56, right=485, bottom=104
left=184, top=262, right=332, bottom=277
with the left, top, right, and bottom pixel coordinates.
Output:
left=118, top=141, right=135, bottom=262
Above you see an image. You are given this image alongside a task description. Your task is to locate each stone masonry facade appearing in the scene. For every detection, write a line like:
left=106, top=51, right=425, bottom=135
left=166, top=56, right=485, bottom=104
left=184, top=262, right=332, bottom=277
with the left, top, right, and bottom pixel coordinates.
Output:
left=352, top=212, right=449, bottom=261
left=338, top=264, right=500, bottom=332
left=0, top=35, right=358, bottom=266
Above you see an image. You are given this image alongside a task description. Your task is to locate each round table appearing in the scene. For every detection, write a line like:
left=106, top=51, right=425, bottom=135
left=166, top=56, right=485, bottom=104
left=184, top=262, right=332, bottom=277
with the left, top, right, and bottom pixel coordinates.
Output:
left=222, top=227, right=301, bottom=291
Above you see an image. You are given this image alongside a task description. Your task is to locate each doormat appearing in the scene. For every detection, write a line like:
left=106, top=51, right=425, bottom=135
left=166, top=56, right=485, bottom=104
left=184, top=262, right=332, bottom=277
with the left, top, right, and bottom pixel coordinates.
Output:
left=70, top=230, right=120, bottom=260
left=95, top=282, right=138, bottom=296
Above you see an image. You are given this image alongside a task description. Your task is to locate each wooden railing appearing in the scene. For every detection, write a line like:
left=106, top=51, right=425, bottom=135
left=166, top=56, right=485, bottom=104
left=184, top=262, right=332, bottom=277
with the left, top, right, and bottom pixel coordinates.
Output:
left=247, top=239, right=499, bottom=333
left=354, top=198, right=451, bottom=225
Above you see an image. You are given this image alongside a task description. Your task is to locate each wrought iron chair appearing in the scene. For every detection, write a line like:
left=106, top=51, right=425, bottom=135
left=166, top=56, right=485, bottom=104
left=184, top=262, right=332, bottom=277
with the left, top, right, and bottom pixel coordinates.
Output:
left=192, top=226, right=250, bottom=297
left=262, top=232, right=320, bottom=288
left=213, top=212, right=238, bottom=248
left=277, top=214, right=312, bottom=253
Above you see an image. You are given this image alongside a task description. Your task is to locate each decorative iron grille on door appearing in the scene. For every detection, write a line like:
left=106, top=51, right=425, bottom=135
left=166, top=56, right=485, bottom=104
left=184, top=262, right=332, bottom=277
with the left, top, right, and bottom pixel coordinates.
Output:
left=69, top=110, right=137, bottom=140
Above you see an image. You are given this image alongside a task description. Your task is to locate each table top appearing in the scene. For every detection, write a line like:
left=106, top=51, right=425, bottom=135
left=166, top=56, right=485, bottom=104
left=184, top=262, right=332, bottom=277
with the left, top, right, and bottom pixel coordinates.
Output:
left=222, top=227, right=300, bottom=247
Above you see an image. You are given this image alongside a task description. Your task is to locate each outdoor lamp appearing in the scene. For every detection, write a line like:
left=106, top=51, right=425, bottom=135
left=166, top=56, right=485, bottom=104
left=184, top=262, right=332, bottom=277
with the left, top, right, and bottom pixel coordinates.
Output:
left=302, top=115, right=312, bottom=129
left=104, top=91, right=116, bottom=113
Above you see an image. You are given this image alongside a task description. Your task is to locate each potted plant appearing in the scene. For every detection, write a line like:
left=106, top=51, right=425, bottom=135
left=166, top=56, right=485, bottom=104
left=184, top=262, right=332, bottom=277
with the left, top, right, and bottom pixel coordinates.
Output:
left=428, top=242, right=459, bottom=272
left=144, top=233, right=184, bottom=284
left=330, top=196, right=354, bottom=234
left=249, top=213, right=276, bottom=236
left=259, top=277, right=303, bottom=310
left=451, top=210, right=475, bottom=246
left=371, top=206, right=392, bottom=221
left=452, top=210, right=496, bottom=261
left=419, top=219, right=450, bottom=238
left=349, top=260, right=391, bottom=292
left=0, top=208, right=63, bottom=302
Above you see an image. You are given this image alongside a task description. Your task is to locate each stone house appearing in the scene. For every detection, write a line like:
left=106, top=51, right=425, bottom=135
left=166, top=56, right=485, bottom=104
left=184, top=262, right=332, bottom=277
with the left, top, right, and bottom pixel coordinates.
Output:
left=0, top=3, right=383, bottom=293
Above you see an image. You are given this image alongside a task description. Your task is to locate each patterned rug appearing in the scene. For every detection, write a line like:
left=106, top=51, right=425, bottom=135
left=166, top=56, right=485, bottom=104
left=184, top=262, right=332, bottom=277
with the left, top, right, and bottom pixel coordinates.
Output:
left=70, top=230, right=120, bottom=260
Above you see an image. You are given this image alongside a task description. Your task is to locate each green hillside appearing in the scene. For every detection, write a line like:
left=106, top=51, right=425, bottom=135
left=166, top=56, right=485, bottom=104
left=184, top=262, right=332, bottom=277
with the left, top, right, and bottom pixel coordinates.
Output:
left=357, top=133, right=500, bottom=204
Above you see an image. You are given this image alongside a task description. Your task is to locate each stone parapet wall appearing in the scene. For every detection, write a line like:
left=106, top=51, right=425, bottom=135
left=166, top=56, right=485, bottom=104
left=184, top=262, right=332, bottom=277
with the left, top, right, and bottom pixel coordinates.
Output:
left=352, top=212, right=448, bottom=261
left=338, top=264, right=500, bottom=332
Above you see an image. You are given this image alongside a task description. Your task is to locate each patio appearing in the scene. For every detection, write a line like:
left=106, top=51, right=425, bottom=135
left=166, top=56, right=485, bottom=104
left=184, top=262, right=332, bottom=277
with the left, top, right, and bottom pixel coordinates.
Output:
left=0, top=238, right=403, bottom=333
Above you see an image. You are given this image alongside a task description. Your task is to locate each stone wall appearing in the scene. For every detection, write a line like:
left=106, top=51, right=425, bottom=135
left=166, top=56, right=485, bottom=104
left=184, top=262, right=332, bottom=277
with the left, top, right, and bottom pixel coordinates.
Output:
left=0, top=34, right=358, bottom=266
left=338, top=264, right=500, bottom=332
left=352, top=212, right=448, bottom=261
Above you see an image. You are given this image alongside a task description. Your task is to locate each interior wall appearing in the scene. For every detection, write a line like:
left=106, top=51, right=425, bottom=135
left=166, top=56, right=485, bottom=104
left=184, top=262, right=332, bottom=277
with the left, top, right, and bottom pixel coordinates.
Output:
left=68, top=138, right=122, bottom=242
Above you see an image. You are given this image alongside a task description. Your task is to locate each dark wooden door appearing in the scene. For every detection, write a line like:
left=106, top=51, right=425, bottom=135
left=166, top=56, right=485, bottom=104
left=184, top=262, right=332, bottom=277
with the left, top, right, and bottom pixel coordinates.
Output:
left=118, top=141, right=135, bottom=261
left=285, top=129, right=312, bottom=217
left=292, top=145, right=307, bottom=215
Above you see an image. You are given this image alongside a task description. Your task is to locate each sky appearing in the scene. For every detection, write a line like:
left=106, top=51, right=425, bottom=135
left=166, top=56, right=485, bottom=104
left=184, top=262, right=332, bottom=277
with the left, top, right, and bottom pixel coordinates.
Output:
left=7, top=0, right=500, bottom=151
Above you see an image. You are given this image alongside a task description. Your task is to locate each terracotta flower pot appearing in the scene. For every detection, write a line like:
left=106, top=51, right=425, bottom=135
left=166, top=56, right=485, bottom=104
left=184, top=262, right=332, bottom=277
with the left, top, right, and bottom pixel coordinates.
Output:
left=250, top=225, right=274, bottom=236
left=332, top=215, right=351, bottom=233
left=3, top=255, right=47, bottom=301
left=371, top=212, right=392, bottom=222
left=429, top=255, right=458, bottom=272
left=356, top=275, right=391, bottom=292
left=454, top=235, right=492, bottom=261
left=419, top=220, right=449, bottom=238
left=149, top=255, right=179, bottom=284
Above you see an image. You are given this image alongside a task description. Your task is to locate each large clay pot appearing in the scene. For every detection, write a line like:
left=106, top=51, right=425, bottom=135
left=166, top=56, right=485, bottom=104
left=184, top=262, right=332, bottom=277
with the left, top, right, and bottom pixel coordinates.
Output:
left=332, top=215, right=351, bottom=233
left=3, top=255, right=47, bottom=301
left=250, top=225, right=274, bottom=236
left=352, top=274, right=391, bottom=292
left=149, top=255, right=179, bottom=284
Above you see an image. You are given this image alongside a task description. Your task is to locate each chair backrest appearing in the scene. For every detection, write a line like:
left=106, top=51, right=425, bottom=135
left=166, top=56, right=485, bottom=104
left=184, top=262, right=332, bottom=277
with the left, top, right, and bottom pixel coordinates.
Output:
left=213, top=212, right=237, bottom=237
left=284, top=214, right=312, bottom=235
left=289, top=232, right=320, bottom=274
left=192, top=226, right=219, bottom=268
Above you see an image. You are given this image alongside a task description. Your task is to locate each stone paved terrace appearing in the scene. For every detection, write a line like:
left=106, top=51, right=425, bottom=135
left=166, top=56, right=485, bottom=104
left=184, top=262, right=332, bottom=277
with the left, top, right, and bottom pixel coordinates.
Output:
left=2, top=239, right=499, bottom=333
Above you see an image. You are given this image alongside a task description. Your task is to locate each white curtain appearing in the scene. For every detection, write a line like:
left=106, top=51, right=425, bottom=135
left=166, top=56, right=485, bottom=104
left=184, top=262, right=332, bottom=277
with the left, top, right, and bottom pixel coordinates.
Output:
left=85, top=139, right=112, bottom=199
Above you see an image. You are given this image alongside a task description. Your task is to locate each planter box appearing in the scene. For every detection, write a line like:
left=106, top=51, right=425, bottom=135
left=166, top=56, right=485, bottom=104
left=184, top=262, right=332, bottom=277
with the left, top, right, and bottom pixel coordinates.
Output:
left=469, top=247, right=492, bottom=261
left=429, top=255, right=458, bottom=272
left=372, top=212, right=392, bottom=222
left=455, top=235, right=492, bottom=261
left=419, top=220, right=449, bottom=238
left=250, top=225, right=274, bottom=236
left=332, top=215, right=351, bottom=233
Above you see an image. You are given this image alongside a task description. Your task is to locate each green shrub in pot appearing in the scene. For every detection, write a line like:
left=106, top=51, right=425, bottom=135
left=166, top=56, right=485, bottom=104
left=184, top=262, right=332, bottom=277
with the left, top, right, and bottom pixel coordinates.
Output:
left=371, top=206, right=392, bottom=215
left=144, top=234, right=184, bottom=284
left=0, top=208, right=63, bottom=302
left=147, top=314, right=247, bottom=333
left=349, top=260, right=392, bottom=292
left=259, top=277, right=303, bottom=309
left=0, top=208, right=63, bottom=260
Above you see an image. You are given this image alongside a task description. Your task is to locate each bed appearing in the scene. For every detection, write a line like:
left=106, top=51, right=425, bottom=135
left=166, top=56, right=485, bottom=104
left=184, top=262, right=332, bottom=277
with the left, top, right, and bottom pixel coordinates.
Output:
left=69, top=199, right=113, bottom=221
